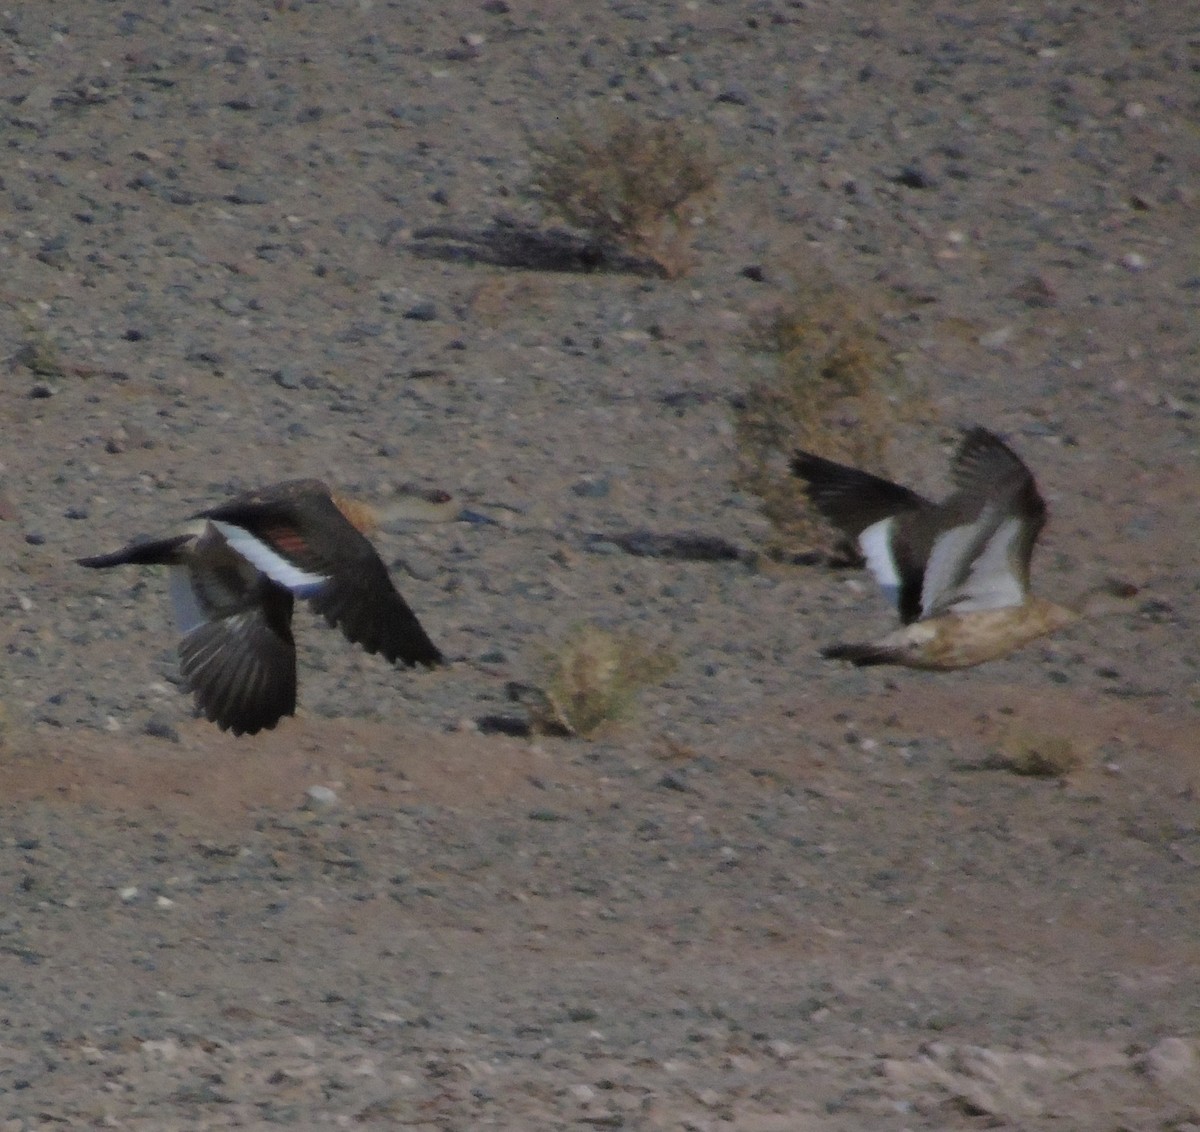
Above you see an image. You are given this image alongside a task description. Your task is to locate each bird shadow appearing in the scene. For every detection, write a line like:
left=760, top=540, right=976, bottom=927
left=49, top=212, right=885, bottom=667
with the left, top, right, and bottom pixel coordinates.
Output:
left=404, top=217, right=666, bottom=277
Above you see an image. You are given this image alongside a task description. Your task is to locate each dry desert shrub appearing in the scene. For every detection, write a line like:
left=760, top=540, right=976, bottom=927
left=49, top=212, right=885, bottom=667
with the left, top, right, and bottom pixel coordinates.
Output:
left=532, top=623, right=676, bottom=738
left=733, top=263, right=927, bottom=557
left=529, top=109, right=718, bottom=278
left=13, top=326, right=67, bottom=379
left=991, top=731, right=1083, bottom=778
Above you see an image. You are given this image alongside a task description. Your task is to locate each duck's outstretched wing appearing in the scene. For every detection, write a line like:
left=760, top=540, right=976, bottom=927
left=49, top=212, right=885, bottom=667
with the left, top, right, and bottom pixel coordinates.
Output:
left=176, top=589, right=297, bottom=736
left=791, top=451, right=928, bottom=537
left=200, top=488, right=443, bottom=667
left=792, top=450, right=939, bottom=623
left=166, top=531, right=299, bottom=736
left=922, top=429, right=1047, bottom=617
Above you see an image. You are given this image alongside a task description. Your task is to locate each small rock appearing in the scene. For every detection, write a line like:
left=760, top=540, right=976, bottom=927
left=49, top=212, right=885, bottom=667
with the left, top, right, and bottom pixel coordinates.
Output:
left=572, top=476, right=610, bottom=499
left=404, top=301, right=439, bottom=321
left=304, top=785, right=339, bottom=809
left=1010, top=274, right=1056, bottom=308
left=226, top=184, right=271, bottom=205
left=215, top=294, right=246, bottom=316
left=716, top=84, right=751, bottom=105
left=891, top=163, right=935, bottom=189
left=979, top=326, right=1014, bottom=350
left=144, top=715, right=180, bottom=743
left=1141, top=1037, right=1200, bottom=1108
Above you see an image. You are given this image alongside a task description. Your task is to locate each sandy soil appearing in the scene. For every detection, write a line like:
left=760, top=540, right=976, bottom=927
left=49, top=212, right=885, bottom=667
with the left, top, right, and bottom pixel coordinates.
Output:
left=1, top=2, right=1197, bottom=1128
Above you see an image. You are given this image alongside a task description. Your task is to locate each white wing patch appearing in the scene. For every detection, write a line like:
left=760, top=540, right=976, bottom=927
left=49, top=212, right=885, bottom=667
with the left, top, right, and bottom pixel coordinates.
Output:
left=944, top=515, right=1026, bottom=612
left=169, top=566, right=209, bottom=635
left=920, top=519, right=983, bottom=617
left=858, top=517, right=901, bottom=610
left=212, top=520, right=329, bottom=595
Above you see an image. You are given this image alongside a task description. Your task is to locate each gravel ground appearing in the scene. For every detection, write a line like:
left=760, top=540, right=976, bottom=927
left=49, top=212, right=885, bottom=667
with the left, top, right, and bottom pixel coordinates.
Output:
left=1, top=1, right=1197, bottom=1128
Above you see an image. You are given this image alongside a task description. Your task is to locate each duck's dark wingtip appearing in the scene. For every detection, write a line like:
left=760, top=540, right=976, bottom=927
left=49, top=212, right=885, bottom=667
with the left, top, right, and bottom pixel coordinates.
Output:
left=406, top=647, right=447, bottom=670
left=76, top=534, right=195, bottom=569
left=77, top=548, right=141, bottom=569
left=212, top=708, right=292, bottom=738
left=821, top=641, right=896, bottom=667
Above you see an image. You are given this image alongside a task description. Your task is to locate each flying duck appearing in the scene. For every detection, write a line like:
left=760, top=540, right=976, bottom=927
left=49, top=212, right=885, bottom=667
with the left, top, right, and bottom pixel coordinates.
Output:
left=792, top=428, right=1077, bottom=669
left=78, top=479, right=444, bottom=734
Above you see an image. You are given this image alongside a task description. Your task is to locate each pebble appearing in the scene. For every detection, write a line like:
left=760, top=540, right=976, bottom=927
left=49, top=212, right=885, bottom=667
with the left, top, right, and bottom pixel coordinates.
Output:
left=226, top=184, right=271, bottom=206
left=1142, top=1037, right=1199, bottom=1089
left=715, top=84, right=751, bottom=106
left=143, top=715, right=180, bottom=743
left=304, top=785, right=339, bottom=809
left=891, top=164, right=935, bottom=189
left=978, top=327, right=1014, bottom=350
left=571, top=477, right=610, bottom=499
